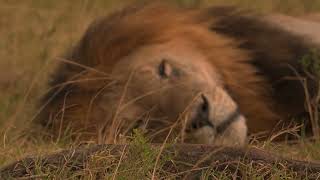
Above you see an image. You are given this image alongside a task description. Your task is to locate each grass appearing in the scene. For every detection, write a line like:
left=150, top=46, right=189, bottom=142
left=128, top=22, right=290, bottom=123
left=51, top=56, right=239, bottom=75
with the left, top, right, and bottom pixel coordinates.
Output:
left=1, top=0, right=320, bottom=179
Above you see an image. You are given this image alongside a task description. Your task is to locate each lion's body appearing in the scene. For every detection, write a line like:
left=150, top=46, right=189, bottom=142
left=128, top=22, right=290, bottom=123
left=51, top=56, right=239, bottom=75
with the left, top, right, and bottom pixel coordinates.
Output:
left=39, top=3, right=319, bottom=145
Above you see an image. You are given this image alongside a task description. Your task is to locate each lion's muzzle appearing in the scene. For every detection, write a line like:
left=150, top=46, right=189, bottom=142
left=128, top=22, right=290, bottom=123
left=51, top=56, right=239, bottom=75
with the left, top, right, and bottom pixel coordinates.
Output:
left=185, top=90, right=248, bottom=146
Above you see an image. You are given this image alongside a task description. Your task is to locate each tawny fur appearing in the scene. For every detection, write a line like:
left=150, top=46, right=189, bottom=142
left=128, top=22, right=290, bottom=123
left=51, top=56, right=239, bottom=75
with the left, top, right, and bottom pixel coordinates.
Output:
left=39, top=2, right=319, bottom=142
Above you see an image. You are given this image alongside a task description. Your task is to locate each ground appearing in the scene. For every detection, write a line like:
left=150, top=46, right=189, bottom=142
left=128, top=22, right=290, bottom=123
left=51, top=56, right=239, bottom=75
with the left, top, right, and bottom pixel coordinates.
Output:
left=1, top=0, right=320, bottom=179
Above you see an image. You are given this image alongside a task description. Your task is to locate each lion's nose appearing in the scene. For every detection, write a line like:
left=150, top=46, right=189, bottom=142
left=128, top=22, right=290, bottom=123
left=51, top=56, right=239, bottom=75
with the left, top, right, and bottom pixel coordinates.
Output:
left=190, top=94, right=214, bottom=129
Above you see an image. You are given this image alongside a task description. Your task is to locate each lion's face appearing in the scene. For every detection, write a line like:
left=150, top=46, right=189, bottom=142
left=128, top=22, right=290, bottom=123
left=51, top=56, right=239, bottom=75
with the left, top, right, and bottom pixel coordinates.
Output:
left=97, top=39, right=247, bottom=146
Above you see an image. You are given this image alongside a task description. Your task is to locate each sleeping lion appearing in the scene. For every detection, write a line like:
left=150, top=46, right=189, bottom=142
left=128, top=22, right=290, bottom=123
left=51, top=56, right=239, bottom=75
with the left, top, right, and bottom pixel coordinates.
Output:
left=38, top=2, right=320, bottom=146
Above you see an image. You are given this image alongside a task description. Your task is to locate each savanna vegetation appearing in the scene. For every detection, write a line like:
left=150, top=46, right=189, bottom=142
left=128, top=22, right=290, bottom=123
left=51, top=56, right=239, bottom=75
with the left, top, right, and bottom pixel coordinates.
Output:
left=1, top=0, right=320, bottom=179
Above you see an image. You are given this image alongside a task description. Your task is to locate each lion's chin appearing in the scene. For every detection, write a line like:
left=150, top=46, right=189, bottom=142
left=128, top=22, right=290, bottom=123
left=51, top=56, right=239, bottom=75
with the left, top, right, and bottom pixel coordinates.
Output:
left=187, top=116, right=247, bottom=146
left=214, top=116, right=248, bottom=147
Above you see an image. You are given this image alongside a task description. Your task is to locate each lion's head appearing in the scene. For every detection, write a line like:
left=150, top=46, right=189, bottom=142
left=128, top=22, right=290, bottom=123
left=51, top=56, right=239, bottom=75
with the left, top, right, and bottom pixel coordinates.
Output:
left=39, top=1, right=320, bottom=146
left=40, top=3, right=249, bottom=146
left=94, top=38, right=247, bottom=146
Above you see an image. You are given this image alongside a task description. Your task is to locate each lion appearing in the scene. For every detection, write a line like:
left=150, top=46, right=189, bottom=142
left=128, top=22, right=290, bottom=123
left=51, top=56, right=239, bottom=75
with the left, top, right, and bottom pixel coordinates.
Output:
left=38, top=2, right=320, bottom=146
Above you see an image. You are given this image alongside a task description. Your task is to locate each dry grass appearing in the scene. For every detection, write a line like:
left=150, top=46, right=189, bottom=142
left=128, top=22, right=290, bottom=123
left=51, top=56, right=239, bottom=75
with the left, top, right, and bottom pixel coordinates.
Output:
left=1, top=0, right=320, bottom=178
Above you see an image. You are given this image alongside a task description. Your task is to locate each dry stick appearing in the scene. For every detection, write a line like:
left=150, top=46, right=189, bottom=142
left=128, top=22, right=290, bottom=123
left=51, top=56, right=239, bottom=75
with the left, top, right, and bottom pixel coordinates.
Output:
left=104, top=70, right=134, bottom=144
left=104, top=81, right=188, bottom=143
left=41, top=58, right=112, bottom=142
left=268, top=125, right=301, bottom=143
left=112, top=145, right=127, bottom=180
left=314, top=80, right=320, bottom=137
left=288, top=65, right=319, bottom=138
left=56, top=91, right=70, bottom=143
left=156, top=92, right=202, bottom=144
left=304, top=77, right=319, bottom=138
left=57, top=58, right=109, bottom=76
left=31, top=70, right=87, bottom=122
left=151, top=125, right=174, bottom=180
left=177, top=93, right=204, bottom=143
left=85, top=81, right=117, bottom=128
left=118, top=83, right=180, bottom=112
left=151, top=93, right=203, bottom=179
left=1, top=144, right=320, bottom=178
left=30, top=57, right=113, bottom=125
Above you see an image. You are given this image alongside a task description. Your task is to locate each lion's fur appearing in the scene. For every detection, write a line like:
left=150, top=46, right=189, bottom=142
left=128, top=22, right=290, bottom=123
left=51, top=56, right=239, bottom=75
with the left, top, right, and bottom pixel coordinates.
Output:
left=39, top=2, right=319, bottom=143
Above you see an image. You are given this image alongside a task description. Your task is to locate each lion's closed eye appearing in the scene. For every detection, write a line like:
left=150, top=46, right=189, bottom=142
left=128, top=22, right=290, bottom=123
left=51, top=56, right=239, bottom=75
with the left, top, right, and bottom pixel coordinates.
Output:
left=158, top=59, right=172, bottom=78
left=158, top=59, right=182, bottom=79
